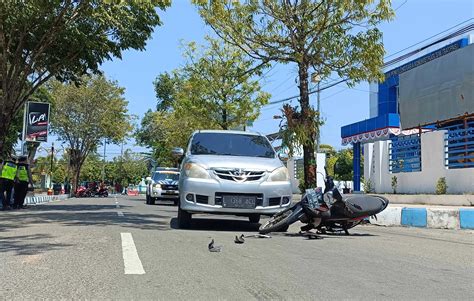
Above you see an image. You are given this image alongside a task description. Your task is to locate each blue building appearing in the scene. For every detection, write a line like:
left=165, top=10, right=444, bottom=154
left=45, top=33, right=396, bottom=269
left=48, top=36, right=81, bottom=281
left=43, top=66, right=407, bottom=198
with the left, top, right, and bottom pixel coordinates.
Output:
left=341, top=24, right=474, bottom=194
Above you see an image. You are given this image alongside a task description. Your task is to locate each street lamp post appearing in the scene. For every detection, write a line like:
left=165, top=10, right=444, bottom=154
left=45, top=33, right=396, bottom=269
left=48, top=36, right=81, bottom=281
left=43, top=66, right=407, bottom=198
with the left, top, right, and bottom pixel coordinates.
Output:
left=311, top=73, right=321, bottom=153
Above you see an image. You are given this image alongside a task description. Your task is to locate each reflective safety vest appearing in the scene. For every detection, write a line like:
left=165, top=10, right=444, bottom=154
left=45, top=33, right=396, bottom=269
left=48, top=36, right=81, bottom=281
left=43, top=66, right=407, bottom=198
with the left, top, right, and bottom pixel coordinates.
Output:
left=1, top=161, right=17, bottom=180
left=17, top=165, right=29, bottom=182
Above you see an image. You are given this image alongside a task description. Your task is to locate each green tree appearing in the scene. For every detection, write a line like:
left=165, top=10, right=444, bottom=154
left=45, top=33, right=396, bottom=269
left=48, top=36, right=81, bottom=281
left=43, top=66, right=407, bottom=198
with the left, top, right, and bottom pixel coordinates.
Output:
left=0, top=0, right=167, bottom=155
left=137, top=37, right=270, bottom=164
left=197, top=0, right=394, bottom=189
left=177, top=37, right=270, bottom=130
left=50, top=75, right=132, bottom=193
left=31, top=154, right=67, bottom=186
left=112, top=149, right=148, bottom=186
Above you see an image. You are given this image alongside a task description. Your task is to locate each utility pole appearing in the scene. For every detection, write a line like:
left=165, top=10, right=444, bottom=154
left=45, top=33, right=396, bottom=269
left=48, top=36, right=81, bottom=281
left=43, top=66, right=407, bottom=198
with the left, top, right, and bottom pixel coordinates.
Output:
left=102, top=138, right=106, bottom=182
left=311, top=73, right=321, bottom=152
left=50, top=142, right=54, bottom=189
left=316, top=81, right=321, bottom=153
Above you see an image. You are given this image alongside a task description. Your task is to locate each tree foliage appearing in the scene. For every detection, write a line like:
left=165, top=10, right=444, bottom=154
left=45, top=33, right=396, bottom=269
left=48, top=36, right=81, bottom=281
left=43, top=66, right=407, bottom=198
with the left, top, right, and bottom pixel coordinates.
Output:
left=137, top=37, right=270, bottom=164
left=0, top=0, right=167, bottom=155
left=197, top=0, right=394, bottom=189
left=177, top=37, right=270, bottom=130
left=50, top=75, right=132, bottom=192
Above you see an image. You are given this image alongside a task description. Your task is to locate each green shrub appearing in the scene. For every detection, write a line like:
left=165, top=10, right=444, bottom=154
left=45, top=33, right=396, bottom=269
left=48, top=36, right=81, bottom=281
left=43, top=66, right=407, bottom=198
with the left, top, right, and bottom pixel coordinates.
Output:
left=436, top=177, right=447, bottom=194
left=391, top=176, right=398, bottom=194
left=363, top=178, right=373, bottom=193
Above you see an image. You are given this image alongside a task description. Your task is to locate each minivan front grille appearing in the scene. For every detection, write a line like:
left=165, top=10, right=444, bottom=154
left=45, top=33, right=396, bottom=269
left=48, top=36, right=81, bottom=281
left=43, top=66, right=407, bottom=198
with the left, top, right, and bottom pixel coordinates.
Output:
left=269, top=197, right=281, bottom=206
left=214, top=169, right=266, bottom=182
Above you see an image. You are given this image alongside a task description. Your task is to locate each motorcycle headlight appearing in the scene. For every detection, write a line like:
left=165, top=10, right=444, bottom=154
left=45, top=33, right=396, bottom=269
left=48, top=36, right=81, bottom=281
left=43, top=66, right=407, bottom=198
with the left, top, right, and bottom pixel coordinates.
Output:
left=184, top=163, right=210, bottom=179
left=153, top=184, right=161, bottom=189
left=268, top=167, right=289, bottom=182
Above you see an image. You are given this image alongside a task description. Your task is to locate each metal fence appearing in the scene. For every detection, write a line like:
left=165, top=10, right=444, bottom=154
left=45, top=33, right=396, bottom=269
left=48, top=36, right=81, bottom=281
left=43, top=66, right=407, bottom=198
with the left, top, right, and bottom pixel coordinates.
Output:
left=389, top=134, right=422, bottom=173
left=444, top=121, right=474, bottom=169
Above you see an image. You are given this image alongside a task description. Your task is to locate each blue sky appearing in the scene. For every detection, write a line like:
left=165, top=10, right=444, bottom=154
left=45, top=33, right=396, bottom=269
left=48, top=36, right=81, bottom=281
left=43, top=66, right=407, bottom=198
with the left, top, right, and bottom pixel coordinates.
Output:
left=98, top=0, right=474, bottom=158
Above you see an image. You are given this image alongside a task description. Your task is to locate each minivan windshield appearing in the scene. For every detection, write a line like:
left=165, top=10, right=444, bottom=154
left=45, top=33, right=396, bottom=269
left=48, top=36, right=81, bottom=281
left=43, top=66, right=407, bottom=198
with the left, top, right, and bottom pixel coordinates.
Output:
left=152, top=172, right=179, bottom=182
left=190, top=133, right=275, bottom=158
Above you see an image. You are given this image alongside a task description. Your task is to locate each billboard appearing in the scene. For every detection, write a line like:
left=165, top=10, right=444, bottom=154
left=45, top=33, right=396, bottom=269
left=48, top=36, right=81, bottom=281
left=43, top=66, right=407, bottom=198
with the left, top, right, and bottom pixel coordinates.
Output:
left=399, top=43, right=474, bottom=129
left=24, top=101, right=50, bottom=142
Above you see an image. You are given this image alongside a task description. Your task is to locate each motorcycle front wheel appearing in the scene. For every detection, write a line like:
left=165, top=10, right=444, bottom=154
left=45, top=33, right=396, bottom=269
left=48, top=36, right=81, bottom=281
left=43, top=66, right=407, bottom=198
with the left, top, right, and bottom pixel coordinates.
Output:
left=259, top=205, right=303, bottom=234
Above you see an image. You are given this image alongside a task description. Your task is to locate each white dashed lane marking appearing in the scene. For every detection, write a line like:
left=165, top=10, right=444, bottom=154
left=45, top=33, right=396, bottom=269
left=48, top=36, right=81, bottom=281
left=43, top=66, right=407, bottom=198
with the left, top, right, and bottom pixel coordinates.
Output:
left=120, top=233, right=145, bottom=275
left=117, top=211, right=124, bottom=217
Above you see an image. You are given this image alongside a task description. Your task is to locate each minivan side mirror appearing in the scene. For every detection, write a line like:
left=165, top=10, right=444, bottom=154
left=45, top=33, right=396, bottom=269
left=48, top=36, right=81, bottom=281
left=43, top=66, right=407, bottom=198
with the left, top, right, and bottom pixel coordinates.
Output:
left=278, top=153, right=289, bottom=161
left=172, top=147, right=184, bottom=158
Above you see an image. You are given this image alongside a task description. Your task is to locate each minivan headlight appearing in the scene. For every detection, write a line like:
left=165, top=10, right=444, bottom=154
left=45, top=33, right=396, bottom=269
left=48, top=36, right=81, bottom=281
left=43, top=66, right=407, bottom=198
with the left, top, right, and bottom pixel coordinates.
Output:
left=184, top=163, right=210, bottom=179
left=268, top=167, right=289, bottom=182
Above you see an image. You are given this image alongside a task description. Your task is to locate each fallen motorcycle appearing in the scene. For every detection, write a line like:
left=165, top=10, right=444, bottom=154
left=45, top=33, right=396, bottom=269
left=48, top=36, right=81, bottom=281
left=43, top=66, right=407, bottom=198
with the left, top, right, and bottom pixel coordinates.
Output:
left=259, top=168, right=389, bottom=235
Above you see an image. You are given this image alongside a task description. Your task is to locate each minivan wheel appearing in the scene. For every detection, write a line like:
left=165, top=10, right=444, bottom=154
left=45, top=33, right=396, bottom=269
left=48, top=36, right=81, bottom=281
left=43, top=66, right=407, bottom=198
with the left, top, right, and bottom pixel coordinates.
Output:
left=178, top=207, right=192, bottom=229
left=248, top=214, right=260, bottom=223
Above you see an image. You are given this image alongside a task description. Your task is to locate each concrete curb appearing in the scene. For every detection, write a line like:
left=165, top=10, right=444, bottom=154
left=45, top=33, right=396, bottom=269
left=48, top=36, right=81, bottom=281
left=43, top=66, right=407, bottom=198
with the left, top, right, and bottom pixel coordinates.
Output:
left=370, top=206, right=474, bottom=229
left=24, top=194, right=69, bottom=205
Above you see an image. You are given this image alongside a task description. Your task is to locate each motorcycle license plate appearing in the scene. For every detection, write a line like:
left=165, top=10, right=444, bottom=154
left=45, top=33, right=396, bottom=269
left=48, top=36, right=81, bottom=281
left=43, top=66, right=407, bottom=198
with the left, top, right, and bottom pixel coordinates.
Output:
left=222, top=195, right=256, bottom=209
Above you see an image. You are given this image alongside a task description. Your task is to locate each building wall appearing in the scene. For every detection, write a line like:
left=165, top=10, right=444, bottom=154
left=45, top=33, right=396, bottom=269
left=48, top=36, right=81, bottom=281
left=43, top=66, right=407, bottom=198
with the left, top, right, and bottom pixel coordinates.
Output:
left=365, top=131, right=474, bottom=194
left=369, top=82, right=378, bottom=118
left=288, top=153, right=326, bottom=193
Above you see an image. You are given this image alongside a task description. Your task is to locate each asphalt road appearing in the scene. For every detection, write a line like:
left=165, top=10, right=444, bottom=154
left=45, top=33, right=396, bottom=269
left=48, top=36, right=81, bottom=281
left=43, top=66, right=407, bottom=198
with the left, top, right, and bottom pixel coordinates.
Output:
left=0, top=195, right=473, bottom=300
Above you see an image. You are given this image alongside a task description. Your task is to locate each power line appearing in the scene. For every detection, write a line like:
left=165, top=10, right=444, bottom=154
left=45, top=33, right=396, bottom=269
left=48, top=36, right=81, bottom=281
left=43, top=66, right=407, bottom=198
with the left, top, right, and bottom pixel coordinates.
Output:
left=263, top=18, right=474, bottom=106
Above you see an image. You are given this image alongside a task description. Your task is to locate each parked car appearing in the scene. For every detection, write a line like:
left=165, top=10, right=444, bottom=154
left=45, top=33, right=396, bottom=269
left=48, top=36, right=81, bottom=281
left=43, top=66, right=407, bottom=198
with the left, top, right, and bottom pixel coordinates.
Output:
left=146, top=168, right=180, bottom=205
left=173, top=130, right=292, bottom=228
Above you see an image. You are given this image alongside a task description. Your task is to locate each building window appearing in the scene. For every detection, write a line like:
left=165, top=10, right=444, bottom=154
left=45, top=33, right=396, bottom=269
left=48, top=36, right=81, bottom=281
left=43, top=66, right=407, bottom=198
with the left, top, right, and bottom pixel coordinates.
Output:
left=444, top=120, right=474, bottom=169
left=389, top=134, right=422, bottom=173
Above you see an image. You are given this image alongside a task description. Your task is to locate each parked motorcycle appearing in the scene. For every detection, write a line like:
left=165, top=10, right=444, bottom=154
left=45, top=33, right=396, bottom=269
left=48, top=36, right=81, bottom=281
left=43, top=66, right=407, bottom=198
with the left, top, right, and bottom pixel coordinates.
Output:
left=259, top=168, right=389, bottom=235
left=94, top=186, right=109, bottom=197
left=75, top=186, right=91, bottom=198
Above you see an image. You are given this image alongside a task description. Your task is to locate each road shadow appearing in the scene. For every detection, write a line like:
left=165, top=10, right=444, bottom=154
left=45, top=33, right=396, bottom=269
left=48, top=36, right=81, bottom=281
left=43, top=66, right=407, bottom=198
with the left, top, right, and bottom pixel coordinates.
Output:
left=0, top=205, right=173, bottom=232
left=0, top=233, right=72, bottom=256
left=170, top=217, right=260, bottom=232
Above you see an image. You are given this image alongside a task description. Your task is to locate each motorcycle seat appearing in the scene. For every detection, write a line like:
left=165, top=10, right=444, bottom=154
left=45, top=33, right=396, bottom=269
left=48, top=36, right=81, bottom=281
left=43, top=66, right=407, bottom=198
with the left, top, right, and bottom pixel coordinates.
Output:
left=341, top=195, right=389, bottom=218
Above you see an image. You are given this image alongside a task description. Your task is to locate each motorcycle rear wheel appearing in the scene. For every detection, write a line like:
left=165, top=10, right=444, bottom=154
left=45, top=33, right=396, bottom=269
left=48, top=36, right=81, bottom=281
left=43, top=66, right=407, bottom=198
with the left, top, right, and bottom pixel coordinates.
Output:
left=259, top=206, right=301, bottom=234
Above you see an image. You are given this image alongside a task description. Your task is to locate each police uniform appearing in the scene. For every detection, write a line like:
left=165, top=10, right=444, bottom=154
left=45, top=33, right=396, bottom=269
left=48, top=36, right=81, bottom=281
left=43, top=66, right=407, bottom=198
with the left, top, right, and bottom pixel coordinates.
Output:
left=13, top=159, right=31, bottom=209
left=0, top=159, right=17, bottom=210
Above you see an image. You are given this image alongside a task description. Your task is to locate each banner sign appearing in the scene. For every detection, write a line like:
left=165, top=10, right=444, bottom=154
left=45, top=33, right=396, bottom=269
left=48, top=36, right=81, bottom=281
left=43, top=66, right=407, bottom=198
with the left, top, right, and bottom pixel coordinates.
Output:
left=24, top=102, right=50, bottom=142
left=385, top=39, right=466, bottom=78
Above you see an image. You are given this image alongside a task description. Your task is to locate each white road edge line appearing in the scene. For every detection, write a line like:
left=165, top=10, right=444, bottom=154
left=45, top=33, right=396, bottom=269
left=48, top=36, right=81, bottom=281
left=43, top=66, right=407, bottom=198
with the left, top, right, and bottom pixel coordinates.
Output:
left=121, top=233, right=145, bottom=275
left=117, top=211, right=124, bottom=217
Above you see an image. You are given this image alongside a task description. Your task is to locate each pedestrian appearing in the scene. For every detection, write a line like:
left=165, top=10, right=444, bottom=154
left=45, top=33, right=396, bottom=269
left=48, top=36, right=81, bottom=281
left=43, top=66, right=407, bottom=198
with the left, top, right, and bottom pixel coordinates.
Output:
left=0, top=155, right=18, bottom=210
left=13, top=155, right=34, bottom=209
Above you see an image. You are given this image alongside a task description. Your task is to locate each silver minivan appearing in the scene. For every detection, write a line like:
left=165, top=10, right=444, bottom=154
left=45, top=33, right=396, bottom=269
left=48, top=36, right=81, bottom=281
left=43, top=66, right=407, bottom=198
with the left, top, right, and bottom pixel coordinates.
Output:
left=174, top=130, right=292, bottom=228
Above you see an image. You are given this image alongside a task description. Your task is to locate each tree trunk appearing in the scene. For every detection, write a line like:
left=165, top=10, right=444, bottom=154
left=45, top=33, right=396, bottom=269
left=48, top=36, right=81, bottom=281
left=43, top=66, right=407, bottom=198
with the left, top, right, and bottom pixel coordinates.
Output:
left=0, top=112, right=12, bottom=157
left=222, top=108, right=228, bottom=130
left=69, top=149, right=84, bottom=195
left=298, top=62, right=317, bottom=189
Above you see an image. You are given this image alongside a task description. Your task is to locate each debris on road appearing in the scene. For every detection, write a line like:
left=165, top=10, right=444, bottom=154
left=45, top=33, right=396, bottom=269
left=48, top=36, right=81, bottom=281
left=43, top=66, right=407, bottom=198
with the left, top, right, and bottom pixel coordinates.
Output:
left=244, top=234, right=272, bottom=239
left=234, top=234, right=245, bottom=244
left=208, top=239, right=222, bottom=252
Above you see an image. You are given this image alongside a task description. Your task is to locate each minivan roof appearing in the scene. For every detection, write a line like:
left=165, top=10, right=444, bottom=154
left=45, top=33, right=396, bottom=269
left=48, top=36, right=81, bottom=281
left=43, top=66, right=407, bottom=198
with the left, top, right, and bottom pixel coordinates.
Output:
left=192, top=130, right=262, bottom=136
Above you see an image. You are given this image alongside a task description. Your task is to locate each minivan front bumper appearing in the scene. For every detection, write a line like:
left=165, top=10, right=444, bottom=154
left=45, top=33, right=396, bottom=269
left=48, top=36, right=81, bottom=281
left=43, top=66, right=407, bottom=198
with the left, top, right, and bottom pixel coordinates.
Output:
left=179, top=177, right=292, bottom=215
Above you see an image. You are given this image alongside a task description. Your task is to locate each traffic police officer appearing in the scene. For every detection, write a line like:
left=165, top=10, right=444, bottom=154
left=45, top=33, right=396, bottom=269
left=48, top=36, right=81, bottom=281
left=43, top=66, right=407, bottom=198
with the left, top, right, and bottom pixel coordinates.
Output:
left=13, top=156, right=33, bottom=209
left=0, top=155, right=18, bottom=210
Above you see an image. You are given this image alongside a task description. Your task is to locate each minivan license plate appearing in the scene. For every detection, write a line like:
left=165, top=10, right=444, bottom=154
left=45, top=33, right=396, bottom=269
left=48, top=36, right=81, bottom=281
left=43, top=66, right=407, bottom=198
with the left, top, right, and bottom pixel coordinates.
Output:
left=222, top=195, right=256, bottom=209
